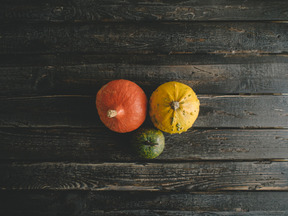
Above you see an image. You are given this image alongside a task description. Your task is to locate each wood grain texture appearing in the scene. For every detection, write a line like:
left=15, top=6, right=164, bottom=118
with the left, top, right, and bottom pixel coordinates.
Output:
left=1, top=0, right=288, bottom=22
left=86, top=211, right=288, bottom=216
left=1, top=211, right=286, bottom=216
left=1, top=162, right=287, bottom=191
left=1, top=61, right=288, bottom=96
left=1, top=128, right=288, bottom=162
left=1, top=95, right=287, bottom=128
left=2, top=1, right=288, bottom=215
left=1, top=191, right=288, bottom=216
left=98, top=211, right=288, bottom=216
left=2, top=53, right=288, bottom=67
left=0, top=22, right=287, bottom=55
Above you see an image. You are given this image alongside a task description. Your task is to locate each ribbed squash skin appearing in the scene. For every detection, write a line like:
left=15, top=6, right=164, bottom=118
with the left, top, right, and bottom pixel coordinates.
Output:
left=96, top=79, right=147, bottom=133
left=149, top=81, right=200, bottom=134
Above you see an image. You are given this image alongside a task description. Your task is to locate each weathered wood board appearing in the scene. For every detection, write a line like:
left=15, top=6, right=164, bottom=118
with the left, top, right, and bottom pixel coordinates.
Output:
left=0, top=22, right=287, bottom=55
left=1, top=95, right=287, bottom=128
left=1, top=161, right=287, bottom=191
left=1, top=53, right=288, bottom=67
left=1, top=61, right=288, bottom=96
left=1, top=128, right=288, bottom=162
left=1, top=191, right=288, bottom=216
left=2, top=0, right=288, bottom=22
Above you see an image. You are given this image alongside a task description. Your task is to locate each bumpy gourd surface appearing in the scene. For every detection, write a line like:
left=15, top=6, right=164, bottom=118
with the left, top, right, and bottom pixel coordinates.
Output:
left=131, top=128, right=165, bottom=159
left=149, top=81, right=200, bottom=134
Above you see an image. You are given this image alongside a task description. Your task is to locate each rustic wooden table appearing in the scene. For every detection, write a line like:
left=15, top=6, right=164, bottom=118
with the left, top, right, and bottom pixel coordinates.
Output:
left=1, top=0, right=288, bottom=215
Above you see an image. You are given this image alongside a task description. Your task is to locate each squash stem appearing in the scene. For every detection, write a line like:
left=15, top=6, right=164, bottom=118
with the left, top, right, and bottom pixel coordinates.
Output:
left=171, top=101, right=180, bottom=110
left=144, top=141, right=157, bottom=146
left=107, top=110, right=117, bottom=118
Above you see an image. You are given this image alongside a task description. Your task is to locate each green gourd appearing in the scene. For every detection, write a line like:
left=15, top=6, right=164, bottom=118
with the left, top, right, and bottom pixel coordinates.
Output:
left=131, top=128, right=165, bottom=159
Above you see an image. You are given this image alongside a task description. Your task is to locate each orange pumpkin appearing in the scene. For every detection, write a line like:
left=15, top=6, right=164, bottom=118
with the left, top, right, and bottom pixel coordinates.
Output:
left=96, top=79, right=147, bottom=133
left=149, top=81, right=200, bottom=134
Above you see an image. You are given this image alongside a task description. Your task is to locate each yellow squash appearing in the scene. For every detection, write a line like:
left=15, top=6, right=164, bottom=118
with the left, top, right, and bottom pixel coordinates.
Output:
left=149, top=81, right=200, bottom=134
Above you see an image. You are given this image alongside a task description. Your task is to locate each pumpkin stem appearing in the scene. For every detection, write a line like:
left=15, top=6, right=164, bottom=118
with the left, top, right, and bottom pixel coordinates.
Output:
left=171, top=101, right=180, bottom=110
left=107, top=110, right=117, bottom=118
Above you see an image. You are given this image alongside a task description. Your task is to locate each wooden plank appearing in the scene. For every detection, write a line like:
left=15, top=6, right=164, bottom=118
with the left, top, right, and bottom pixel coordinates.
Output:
left=0, top=95, right=287, bottom=128
left=1, top=0, right=288, bottom=22
left=1, top=53, right=288, bottom=67
left=1, top=61, right=288, bottom=96
left=99, top=211, right=288, bottom=216
left=82, top=211, right=288, bottom=216
left=0, top=22, right=287, bottom=55
left=1, top=161, right=287, bottom=191
left=1, top=128, right=288, bottom=162
left=1, top=191, right=288, bottom=216
left=1, top=210, right=286, bottom=216
left=93, top=211, right=288, bottom=216
left=87, top=211, right=288, bottom=216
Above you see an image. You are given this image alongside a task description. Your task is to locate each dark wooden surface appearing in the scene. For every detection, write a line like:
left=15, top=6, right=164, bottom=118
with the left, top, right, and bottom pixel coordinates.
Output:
left=1, top=95, right=288, bottom=128
left=1, top=1, right=288, bottom=215
left=1, top=22, right=288, bottom=55
left=2, top=56, right=288, bottom=95
left=1, top=128, right=288, bottom=162
left=1, top=161, right=288, bottom=191
left=1, top=0, right=288, bottom=22
left=2, top=191, right=288, bottom=216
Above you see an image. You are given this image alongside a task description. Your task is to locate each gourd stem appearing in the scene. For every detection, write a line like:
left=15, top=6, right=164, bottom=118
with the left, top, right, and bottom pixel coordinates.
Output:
left=171, top=101, right=180, bottom=110
left=107, top=110, right=117, bottom=118
left=144, top=141, right=157, bottom=146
